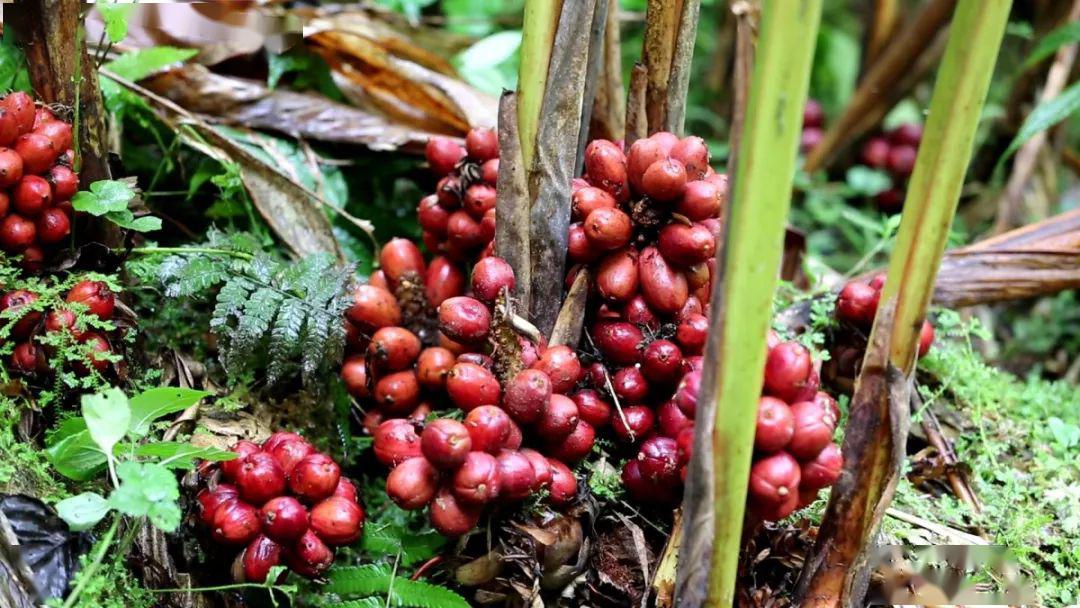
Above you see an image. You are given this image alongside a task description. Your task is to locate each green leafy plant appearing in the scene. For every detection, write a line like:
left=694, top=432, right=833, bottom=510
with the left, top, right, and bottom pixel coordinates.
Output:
left=325, top=564, right=469, bottom=608
left=72, top=179, right=162, bottom=233
left=144, top=229, right=353, bottom=390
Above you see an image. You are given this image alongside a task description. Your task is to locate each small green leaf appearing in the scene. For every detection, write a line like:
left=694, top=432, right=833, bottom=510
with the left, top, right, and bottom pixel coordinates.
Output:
left=0, top=27, right=31, bottom=92
left=56, top=493, right=111, bottom=532
left=104, top=46, right=197, bottom=81
left=845, top=166, right=893, bottom=197
left=999, top=81, right=1080, bottom=166
left=81, top=388, right=131, bottom=455
left=97, top=3, right=136, bottom=43
left=71, top=180, right=136, bottom=216
left=46, top=419, right=108, bottom=482
left=115, top=214, right=162, bottom=233
left=128, top=387, right=209, bottom=436
left=1024, top=21, right=1080, bottom=68
left=108, top=462, right=182, bottom=532
left=135, top=442, right=236, bottom=469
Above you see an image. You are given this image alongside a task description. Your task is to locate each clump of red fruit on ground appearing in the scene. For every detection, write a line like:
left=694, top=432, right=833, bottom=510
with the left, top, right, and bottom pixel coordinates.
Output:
left=857, top=122, right=923, bottom=213
left=195, top=431, right=364, bottom=581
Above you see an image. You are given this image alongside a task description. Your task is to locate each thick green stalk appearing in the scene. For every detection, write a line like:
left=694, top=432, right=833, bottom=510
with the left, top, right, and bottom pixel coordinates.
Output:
left=517, top=0, right=561, bottom=171
left=675, top=2, right=822, bottom=607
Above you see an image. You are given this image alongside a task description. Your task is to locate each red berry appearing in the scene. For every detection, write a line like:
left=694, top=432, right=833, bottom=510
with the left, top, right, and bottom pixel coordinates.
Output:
left=418, top=194, right=450, bottom=236
left=623, top=294, right=658, bottom=329
left=438, top=296, right=490, bottom=344
left=36, top=120, right=72, bottom=151
left=531, top=345, right=582, bottom=394
left=836, top=281, right=878, bottom=326
left=424, top=255, right=466, bottom=308
left=505, top=420, right=523, bottom=450
left=0, top=214, right=36, bottom=252
left=464, top=405, right=512, bottom=453
left=754, top=396, right=795, bottom=453
left=242, top=535, right=282, bottom=583
left=611, top=366, right=649, bottom=404
left=642, top=340, right=683, bottom=384
left=446, top=210, right=485, bottom=251
left=416, top=346, right=456, bottom=391
left=2, top=93, right=35, bottom=138
left=465, top=127, right=498, bottom=161
left=918, top=319, right=934, bottom=357
left=452, top=452, right=501, bottom=505
left=674, top=369, right=702, bottom=418
left=503, top=368, right=552, bottom=424
left=35, top=208, right=70, bottom=244
left=676, top=426, right=694, bottom=466
left=800, top=443, right=843, bottom=489
left=547, top=459, right=577, bottom=505
left=592, top=321, right=644, bottom=366
left=860, top=137, right=890, bottom=169
left=1, top=289, right=42, bottom=339
left=800, top=127, right=824, bottom=153
left=48, top=165, right=78, bottom=200
left=10, top=342, right=43, bottom=374
left=197, top=483, right=239, bottom=526
left=471, top=256, right=515, bottom=305
left=788, top=400, right=834, bottom=460
left=420, top=419, right=472, bottom=469
left=429, top=486, right=480, bottom=537
left=235, top=452, right=287, bottom=506
left=268, top=438, right=314, bottom=475
left=571, top=186, right=617, bottom=221
left=595, top=248, right=640, bottom=303
left=537, top=394, right=580, bottom=439
left=66, top=281, right=115, bottom=320
left=495, top=450, right=535, bottom=502
left=380, top=238, right=425, bottom=288
left=612, top=405, right=654, bottom=443
left=211, top=499, right=261, bottom=545
left=346, top=285, right=401, bottom=332
left=763, top=342, right=814, bottom=403
left=677, top=179, right=725, bottom=221
left=260, top=496, right=310, bottom=543
left=670, top=136, right=710, bottom=181
left=657, top=399, right=694, bottom=438
left=263, top=431, right=304, bottom=453
left=221, top=440, right=261, bottom=480
left=889, top=123, right=922, bottom=147
left=583, top=207, right=632, bottom=251
left=642, top=158, right=687, bottom=202
left=457, top=351, right=494, bottom=370
left=481, top=158, right=499, bottom=185
left=638, top=246, right=689, bottom=315
left=373, top=370, right=422, bottom=415
left=567, top=222, right=601, bottom=264
left=445, top=362, right=501, bottom=412
left=545, top=420, right=595, bottom=463
left=425, top=137, right=465, bottom=177
left=583, top=139, right=629, bottom=201
left=519, top=448, right=552, bottom=491
left=658, top=223, right=715, bottom=266
left=572, top=389, right=612, bottom=427
left=755, top=490, right=800, bottom=521
left=886, top=144, right=917, bottom=178
left=73, top=332, right=111, bottom=375
left=310, top=496, right=364, bottom=546
left=803, top=99, right=824, bottom=128
left=627, top=136, right=670, bottom=194
left=373, top=419, right=422, bottom=467
left=367, top=326, right=421, bottom=372
left=289, top=454, right=341, bottom=503
left=0, top=148, right=24, bottom=188
left=286, top=529, right=334, bottom=578
left=675, top=313, right=709, bottom=356
left=748, top=452, right=801, bottom=506
left=14, top=132, right=58, bottom=175
left=333, top=478, right=359, bottom=501
left=462, top=184, right=496, bottom=221
left=341, top=356, right=370, bottom=399
left=386, top=456, right=439, bottom=510
left=638, top=436, right=680, bottom=486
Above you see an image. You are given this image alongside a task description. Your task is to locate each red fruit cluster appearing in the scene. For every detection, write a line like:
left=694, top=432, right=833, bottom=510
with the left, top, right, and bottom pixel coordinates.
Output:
left=857, top=123, right=923, bottom=213
left=835, top=274, right=934, bottom=358
left=2, top=280, right=118, bottom=377
left=800, top=99, right=826, bottom=154
left=418, top=128, right=499, bottom=262
left=196, top=432, right=364, bottom=582
left=0, top=92, right=79, bottom=272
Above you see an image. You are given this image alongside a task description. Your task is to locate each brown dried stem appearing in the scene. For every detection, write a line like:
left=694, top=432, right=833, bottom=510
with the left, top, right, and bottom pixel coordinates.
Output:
left=494, top=92, right=532, bottom=311
left=625, top=63, right=649, bottom=147
left=726, top=0, right=759, bottom=178
left=589, top=0, right=626, bottom=142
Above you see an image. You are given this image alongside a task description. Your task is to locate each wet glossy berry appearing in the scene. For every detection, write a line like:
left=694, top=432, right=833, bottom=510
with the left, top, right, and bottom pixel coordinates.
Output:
left=368, top=326, right=421, bottom=372
left=373, top=419, right=422, bottom=467
left=197, top=484, right=239, bottom=526
left=235, top=452, right=287, bottom=506
left=471, top=256, right=515, bottom=305
left=612, top=405, right=654, bottom=443
left=421, top=419, right=472, bottom=469
left=452, top=452, right=501, bottom=505
left=763, top=342, right=814, bottom=403
left=836, top=281, right=879, bottom=326
left=211, top=499, right=261, bottom=545
left=637, top=436, right=680, bottom=486
left=537, top=394, right=580, bottom=439
left=531, top=345, right=583, bottom=394
left=346, top=285, right=401, bottom=332
left=66, top=281, right=115, bottom=320
left=547, top=459, right=578, bottom=505
left=286, top=529, right=334, bottom=578
left=800, top=443, right=843, bottom=489
left=445, top=362, right=501, bottom=411
left=748, top=452, right=801, bottom=506
left=572, top=389, right=612, bottom=427
left=464, top=405, right=512, bottom=453
left=310, top=496, right=364, bottom=545
left=289, top=454, right=341, bottom=503
left=755, top=396, right=795, bottom=453
left=438, top=296, right=490, bottom=344
left=242, top=535, right=282, bottom=583
left=260, top=496, right=310, bottom=543
left=426, top=137, right=466, bottom=177
left=545, top=420, right=595, bottom=463
left=429, top=486, right=481, bottom=537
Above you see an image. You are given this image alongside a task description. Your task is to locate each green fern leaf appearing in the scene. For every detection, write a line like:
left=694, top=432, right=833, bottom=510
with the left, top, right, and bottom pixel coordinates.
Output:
left=339, top=600, right=383, bottom=608
left=267, top=297, right=304, bottom=384
left=160, top=255, right=229, bottom=297
left=326, top=565, right=470, bottom=608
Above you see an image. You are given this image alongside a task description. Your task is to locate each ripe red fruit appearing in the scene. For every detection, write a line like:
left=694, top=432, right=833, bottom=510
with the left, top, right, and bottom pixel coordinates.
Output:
left=675, top=313, right=709, bottom=356
left=568, top=222, right=600, bottom=264
left=286, top=529, right=334, bottom=578
left=3, top=93, right=35, bottom=137
left=495, top=450, right=535, bottom=502
left=48, top=165, right=78, bottom=200
left=788, top=400, right=834, bottom=460
left=418, top=195, right=450, bottom=236
left=800, top=127, right=824, bottom=153
left=813, top=391, right=841, bottom=423
left=471, top=256, right=515, bottom=305
left=373, top=419, right=422, bottom=467
left=642, top=158, right=687, bottom=202
left=670, top=136, right=710, bottom=181
left=503, top=368, right=552, bottom=424
left=612, top=405, right=654, bottom=443
left=627, top=137, right=669, bottom=194
left=10, top=342, right=43, bottom=374
left=674, top=369, right=702, bottom=418
left=519, top=448, right=552, bottom=491
left=572, top=389, right=612, bottom=427
left=592, top=321, right=644, bottom=366
left=73, top=332, right=111, bottom=375
left=803, top=99, right=825, bottom=128
left=464, top=405, right=512, bottom=453
left=260, top=496, right=310, bottom=543
left=836, top=281, right=878, bottom=326
left=595, top=248, right=640, bottom=303
left=197, top=483, right=239, bottom=526
left=420, top=419, right=472, bottom=469
left=341, top=356, right=370, bottom=399
left=446, top=362, right=501, bottom=411
left=642, top=340, right=683, bottom=384
left=754, top=396, right=795, bottom=453
left=263, top=431, right=304, bottom=453
left=748, top=452, right=801, bottom=506
left=638, top=246, right=689, bottom=315
left=346, top=285, right=401, bottom=331
left=426, top=137, right=466, bottom=177
left=446, top=210, right=485, bottom=251
left=333, top=478, right=359, bottom=501
left=622, top=459, right=677, bottom=504
left=429, top=486, right=481, bottom=537
left=889, top=123, right=923, bottom=147
left=35, top=208, right=70, bottom=244
left=763, top=342, right=814, bottom=403
left=310, top=496, right=365, bottom=545
left=886, top=144, right=917, bottom=178
left=462, top=184, right=496, bottom=220
left=531, top=345, right=583, bottom=394
left=66, top=281, right=115, bottom=320
left=438, top=296, right=491, bottom=344
left=755, top=490, right=800, bottom=521
left=571, top=186, right=617, bottom=221
left=658, top=223, right=715, bottom=266
left=235, top=452, right=287, bottom=506
left=537, top=394, right=580, bottom=439
left=380, top=238, right=425, bottom=288
left=505, top=421, right=523, bottom=450
left=638, top=436, right=681, bottom=486
left=546, top=420, right=595, bottom=463
left=584, top=139, right=629, bottom=201
left=211, top=499, right=262, bottom=545
left=875, top=188, right=905, bottom=214
left=481, top=158, right=499, bottom=185
left=677, top=179, right=724, bottom=221
left=657, top=399, right=694, bottom=438
left=0, top=148, right=24, bottom=188
left=547, top=459, right=577, bottom=505
left=386, top=456, right=439, bottom=510
left=409, top=348, right=449, bottom=392
left=19, top=246, right=44, bottom=274
left=918, top=319, right=934, bottom=357
left=1, top=289, right=42, bottom=339
left=268, top=438, right=314, bottom=475
left=242, top=535, right=282, bottom=583
left=800, top=443, right=843, bottom=489
left=424, top=256, right=466, bottom=307
left=14, top=132, right=58, bottom=175
left=583, top=207, right=632, bottom=251
left=289, top=454, right=341, bottom=503
left=676, top=426, right=694, bottom=466
left=860, top=137, right=890, bottom=169
left=465, top=127, right=498, bottom=161
left=612, top=366, right=649, bottom=404
left=36, top=120, right=72, bottom=151
left=0, top=214, right=36, bottom=252
left=452, top=452, right=501, bottom=505
left=623, top=294, right=658, bottom=329
left=222, top=440, right=261, bottom=480
left=371, top=369, right=420, bottom=414
left=367, top=326, right=421, bottom=372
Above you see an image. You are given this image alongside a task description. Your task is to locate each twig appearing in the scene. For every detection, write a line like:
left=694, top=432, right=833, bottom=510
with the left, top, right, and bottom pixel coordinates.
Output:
left=884, top=508, right=989, bottom=545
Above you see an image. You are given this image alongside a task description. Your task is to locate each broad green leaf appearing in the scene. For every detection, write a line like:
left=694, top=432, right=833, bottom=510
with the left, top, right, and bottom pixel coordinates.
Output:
left=453, top=30, right=522, bottom=95
left=115, top=214, right=163, bottom=233
left=56, top=493, right=111, bottom=532
left=108, top=462, right=181, bottom=532
left=97, top=3, right=136, bottom=43
left=0, top=27, right=31, bottom=92
left=135, top=442, right=236, bottom=469
left=845, top=166, right=892, bottom=197
left=1000, top=81, right=1080, bottom=164
left=1024, top=21, right=1080, bottom=68
left=46, top=429, right=107, bottom=481
left=71, top=180, right=136, bottom=216
left=128, top=387, right=209, bottom=436
left=810, top=24, right=860, bottom=116
left=81, top=388, right=130, bottom=456
left=103, top=46, right=197, bottom=81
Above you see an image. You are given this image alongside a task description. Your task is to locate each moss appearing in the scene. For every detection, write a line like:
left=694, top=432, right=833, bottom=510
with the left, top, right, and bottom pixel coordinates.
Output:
left=0, top=397, right=65, bottom=502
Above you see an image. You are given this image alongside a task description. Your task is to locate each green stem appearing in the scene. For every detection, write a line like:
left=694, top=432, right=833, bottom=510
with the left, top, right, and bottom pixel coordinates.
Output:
left=63, top=516, right=120, bottom=608
left=517, top=0, right=561, bottom=171
left=126, top=247, right=254, bottom=261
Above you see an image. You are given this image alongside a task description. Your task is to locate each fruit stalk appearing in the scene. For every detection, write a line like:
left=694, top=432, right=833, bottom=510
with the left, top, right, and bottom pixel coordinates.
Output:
left=797, top=1, right=1011, bottom=605
left=674, top=2, right=823, bottom=607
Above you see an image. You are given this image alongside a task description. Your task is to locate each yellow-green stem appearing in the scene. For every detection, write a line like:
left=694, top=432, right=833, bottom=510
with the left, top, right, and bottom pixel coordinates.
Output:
left=517, top=0, right=561, bottom=171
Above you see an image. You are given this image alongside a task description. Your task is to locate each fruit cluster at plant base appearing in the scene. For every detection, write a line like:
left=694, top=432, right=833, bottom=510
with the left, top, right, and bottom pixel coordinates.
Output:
left=195, top=431, right=364, bottom=582
left=857, top=123, right=923, bottom=214
left=800, top=99, right=826, bottom=154
left=0, top=91, right=79, bottom=272
left=835, top=273, right=935, bottom=358
left=418, top=128, right=499, bottom=262
left=1, top=280, right=119, bottom=378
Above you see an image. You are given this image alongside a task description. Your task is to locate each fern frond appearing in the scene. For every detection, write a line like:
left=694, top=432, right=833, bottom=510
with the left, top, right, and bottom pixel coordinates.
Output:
left=339, top=600, right=383, bottom=608
left=267, top=298, right=305, bottom=385
left=326, top=565, right=470, bottom=608
left=361, top=527, right=445, bottom=567
left=160, top=255, right=230, bottom=297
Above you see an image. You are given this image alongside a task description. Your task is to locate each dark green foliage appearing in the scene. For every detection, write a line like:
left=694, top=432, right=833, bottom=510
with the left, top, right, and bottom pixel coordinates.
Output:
left=156, top=229, right=353, bottom=391
left=326, top=564, right=470, bottom=608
